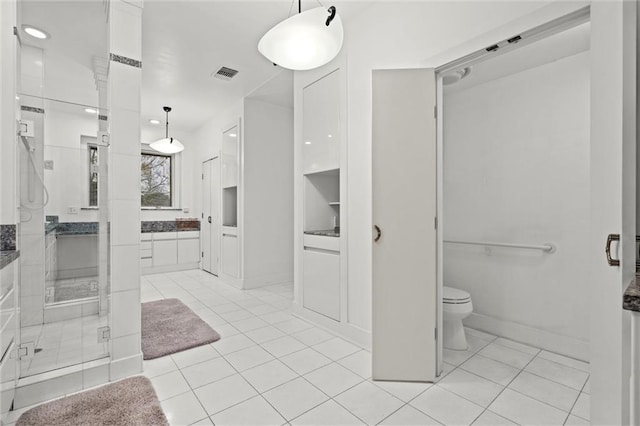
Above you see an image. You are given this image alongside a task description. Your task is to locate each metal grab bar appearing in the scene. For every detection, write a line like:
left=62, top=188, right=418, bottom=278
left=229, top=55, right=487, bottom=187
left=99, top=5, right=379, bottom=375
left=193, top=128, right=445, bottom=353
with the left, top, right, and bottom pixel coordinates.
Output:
left=444, top=239, right=556, bottom=253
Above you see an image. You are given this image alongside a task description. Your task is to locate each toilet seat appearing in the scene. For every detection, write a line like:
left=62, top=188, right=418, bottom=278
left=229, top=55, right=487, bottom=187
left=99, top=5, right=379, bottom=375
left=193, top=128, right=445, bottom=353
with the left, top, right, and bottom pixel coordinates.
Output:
left=443, top=286, right=471, bottom=304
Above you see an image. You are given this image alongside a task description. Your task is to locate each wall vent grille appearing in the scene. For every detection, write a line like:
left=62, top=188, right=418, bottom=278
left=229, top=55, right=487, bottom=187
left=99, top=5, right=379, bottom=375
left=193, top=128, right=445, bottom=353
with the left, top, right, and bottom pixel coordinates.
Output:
left=213, top=67, right=239, bottom=81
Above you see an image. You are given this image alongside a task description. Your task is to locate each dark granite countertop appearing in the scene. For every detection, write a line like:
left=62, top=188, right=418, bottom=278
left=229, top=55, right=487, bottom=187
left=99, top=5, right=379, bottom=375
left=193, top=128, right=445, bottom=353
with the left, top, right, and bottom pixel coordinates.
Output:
left=0, top=250, right=20, bottom=270
left=304, top=230, right=340, bottom=238
left=624, top=278, right=640, bottom=312
left=45, top=220, right=200, bottom=236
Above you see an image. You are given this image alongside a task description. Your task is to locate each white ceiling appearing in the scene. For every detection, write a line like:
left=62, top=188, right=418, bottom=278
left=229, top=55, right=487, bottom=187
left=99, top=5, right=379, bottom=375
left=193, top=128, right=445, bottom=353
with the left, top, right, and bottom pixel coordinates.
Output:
left=19, top=1, right=372, bottom=133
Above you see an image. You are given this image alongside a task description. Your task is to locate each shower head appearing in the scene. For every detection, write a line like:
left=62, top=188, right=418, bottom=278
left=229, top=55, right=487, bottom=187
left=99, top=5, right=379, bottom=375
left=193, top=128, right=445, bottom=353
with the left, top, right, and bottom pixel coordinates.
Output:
left=443, top=67, right=472, bottom=85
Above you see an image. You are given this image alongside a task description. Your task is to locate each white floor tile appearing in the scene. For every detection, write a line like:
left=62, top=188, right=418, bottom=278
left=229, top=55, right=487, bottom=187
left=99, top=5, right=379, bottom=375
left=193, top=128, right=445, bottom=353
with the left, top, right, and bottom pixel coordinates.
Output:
left=291, top=399, right=365, bottom=426
left=472, top=410, right=517, bottom=425
left=181, top=357, right=237, bottom=389
left=334, top=381, right=404, bottom=425
left=224, top=345, right=275, bottom=371
left=337, top=350, right=372, bottom=379
left=210, top=323, right=241, bottom=338
left=493, top=337, right=540, bottom=355
left=273, top=318, right=314, bottom=334
left=509, top=371, right=579, bottom=412
left=489, top=388, right=568, bottom=426
left=304, top=363, right=364, bottom=397
left=537, top=351, right=590, bottom=373
left=244, top=325, right=286, bottom=344
left=231, top=316, right=270, bottom=333
left=571, top=392, right=590, bottom=421
left=194, top=373, right=258, bottom=415
left=171, top=344, right=220, bottom=369
left=373, top=380, right=432, bottom=402
left=209, top=395, right=286, bottom=426
left=241, top=359, right=299, bottom=393
left=280, top=348, right=332, bottom=375
left=477, top=342, right=536, bottom=369
left=465, top=328, right=498, bottom=342
left=311, top=337, right=361, bottom=361
left=143, top=356, right=178, bottom=378
left=212, top=334, right=256, bottom=355
left=525, top=358, right=589, bottom=390
left=261, top=336, right=308, bottom=358
left=161, top=391, right=208, bottom=426
left=189, top=417, right=214, bottom=425
left=437, top=368, right=504, bottom=407
left=259, top=311, right=295, bottom=325
left=466, top=334, right=493, bottom=353
left=150, top=370, right=191, bottom=401
left=410, top=386, right=483, bottom=426
left=460, top=355, right=520, bottom=386
left=262, top=377, right=328, bottom=420
left=443, top=348, right=475, bottom=366
left=565, top=414, right=590, bottom=425
left=378, top=404, right=442, bottom=425
left=582, top=377, right=590, bottom=394
left=291, top=327, right=335, bottom=346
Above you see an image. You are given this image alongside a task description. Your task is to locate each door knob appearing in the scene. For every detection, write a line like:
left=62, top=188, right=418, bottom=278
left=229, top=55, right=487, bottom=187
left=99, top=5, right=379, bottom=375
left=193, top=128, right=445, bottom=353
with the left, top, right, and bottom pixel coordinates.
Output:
left=208, top=216, right=212, bottom=224
left=606, top=233, right=620, bottom=266
left=374, top=225, right=382, bottom=242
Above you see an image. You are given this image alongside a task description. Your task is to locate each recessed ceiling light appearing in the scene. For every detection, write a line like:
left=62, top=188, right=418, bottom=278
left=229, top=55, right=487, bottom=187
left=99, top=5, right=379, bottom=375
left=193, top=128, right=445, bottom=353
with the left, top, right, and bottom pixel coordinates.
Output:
left=23, top=25, right=49, bottom=40
left=304, top=141, right=312, bottom=145
left=327, top=134, right=332, bottom=138
left=149, top=119, right=161, bottom=125
left=229, top=133, right=237, bottom=138
left=85, top=108, right=97, bottom=114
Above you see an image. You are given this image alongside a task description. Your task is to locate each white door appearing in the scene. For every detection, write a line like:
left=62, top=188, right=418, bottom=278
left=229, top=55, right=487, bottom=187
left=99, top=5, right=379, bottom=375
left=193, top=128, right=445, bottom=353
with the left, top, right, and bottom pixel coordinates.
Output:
left=589, top=3, right=635, bottom=423
left=372, top=68, right=438, bottom=382
left=202, top=158, right=220, bottom=275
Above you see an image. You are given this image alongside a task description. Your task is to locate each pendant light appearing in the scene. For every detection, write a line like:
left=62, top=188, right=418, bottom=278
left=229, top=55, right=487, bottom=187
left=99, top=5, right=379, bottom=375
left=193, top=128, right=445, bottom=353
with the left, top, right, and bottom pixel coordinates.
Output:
left=150, top=106, right=184, bottom=154
left=258, top=1, right=343, bottom=71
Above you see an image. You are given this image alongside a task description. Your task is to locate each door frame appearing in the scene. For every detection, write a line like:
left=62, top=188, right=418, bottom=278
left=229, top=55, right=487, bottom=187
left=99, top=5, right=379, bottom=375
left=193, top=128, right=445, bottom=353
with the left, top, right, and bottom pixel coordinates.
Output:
left=432, top=2, right=636, bottom=423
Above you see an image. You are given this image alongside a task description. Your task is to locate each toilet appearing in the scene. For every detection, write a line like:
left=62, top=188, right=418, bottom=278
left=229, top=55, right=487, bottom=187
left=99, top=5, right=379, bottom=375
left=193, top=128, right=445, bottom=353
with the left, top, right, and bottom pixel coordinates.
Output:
left=443, top=286, right=473, bottom=350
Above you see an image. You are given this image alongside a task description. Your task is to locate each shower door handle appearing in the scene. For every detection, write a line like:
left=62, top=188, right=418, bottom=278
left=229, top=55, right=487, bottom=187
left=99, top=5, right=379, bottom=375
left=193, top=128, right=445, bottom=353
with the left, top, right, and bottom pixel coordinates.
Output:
left=207, top=216, right=212, bottom=224
left=374, top=225, right=382, bottom=242
left=606, top=234, right=620, bottom=266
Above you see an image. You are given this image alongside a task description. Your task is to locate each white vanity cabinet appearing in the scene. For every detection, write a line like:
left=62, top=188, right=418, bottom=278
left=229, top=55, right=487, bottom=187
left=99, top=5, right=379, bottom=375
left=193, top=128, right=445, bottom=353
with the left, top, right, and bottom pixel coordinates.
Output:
left=302, top=235, right=340, bottom=321
left=221, top=226, right=239, bottom=279
left=140, top=231, right=201, bottom=274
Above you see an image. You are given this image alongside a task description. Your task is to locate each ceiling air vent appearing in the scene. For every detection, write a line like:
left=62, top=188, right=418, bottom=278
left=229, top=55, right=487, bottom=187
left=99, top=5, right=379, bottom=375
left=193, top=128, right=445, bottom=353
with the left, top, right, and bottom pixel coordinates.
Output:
left=213, top=66, right=239, bottom=81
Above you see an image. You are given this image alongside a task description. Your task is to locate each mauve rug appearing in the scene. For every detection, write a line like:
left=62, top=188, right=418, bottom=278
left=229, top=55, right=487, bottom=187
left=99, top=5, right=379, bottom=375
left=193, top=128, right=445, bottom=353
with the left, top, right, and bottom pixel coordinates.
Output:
left=16, top=376, right=168, bottom=426
left=142, top=298, right=220, bottom=360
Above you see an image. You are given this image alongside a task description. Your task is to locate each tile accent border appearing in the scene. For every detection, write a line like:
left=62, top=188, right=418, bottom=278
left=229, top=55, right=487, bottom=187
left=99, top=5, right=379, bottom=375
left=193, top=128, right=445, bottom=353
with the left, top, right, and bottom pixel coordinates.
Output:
left=109, top=53, right=142, bottom=68
left=21, top=106, right=44, bottom=114
left=624, top=278, right=640, bottom=312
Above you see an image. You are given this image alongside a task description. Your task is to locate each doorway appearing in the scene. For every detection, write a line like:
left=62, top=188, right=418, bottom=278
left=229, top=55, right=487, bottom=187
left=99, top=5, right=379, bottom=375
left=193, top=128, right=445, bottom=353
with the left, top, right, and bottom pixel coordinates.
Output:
left=202, top=157, right=220, bottom=275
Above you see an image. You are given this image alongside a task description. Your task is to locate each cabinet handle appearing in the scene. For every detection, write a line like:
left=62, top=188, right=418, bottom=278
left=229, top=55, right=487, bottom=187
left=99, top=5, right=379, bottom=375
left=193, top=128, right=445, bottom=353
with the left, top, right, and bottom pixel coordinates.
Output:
left=606, top=234, right=620, bottom=266
left=208, top=216, right=212, bottom=224
left=374, top=225, right=382, bottom=242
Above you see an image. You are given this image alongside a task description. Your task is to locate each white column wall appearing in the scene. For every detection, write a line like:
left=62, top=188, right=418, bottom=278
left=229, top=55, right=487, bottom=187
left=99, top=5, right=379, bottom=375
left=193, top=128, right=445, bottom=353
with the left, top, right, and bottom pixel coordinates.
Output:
left=107, top=0, right=143, bottom=381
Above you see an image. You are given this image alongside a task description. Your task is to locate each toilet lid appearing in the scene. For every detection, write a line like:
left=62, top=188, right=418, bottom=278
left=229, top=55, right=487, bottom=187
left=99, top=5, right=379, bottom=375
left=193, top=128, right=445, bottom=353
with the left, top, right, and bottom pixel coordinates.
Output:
left=443, top=286, right=471, bottom=303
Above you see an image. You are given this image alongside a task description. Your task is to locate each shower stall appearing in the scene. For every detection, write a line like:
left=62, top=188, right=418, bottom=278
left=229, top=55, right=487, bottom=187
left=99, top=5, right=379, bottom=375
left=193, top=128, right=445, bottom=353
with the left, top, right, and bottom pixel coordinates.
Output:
left=16, top=0, right=111, bottom=379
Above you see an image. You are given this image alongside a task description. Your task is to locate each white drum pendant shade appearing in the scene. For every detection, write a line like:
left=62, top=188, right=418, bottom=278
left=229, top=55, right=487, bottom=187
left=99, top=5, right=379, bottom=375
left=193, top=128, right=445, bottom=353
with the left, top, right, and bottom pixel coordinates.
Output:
left=149, top=137, right=184, bottom=154
left=258, top=7, right=343, bottom=71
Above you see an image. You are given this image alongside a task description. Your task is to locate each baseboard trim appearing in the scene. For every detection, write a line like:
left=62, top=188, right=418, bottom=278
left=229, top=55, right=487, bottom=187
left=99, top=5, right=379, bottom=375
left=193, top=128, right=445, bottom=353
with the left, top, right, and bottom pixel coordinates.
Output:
left=464, top=312, right=589, bottom=361
left=142, top=263, right=200, bottom=275
left=242, top=272, right=293, bottom=290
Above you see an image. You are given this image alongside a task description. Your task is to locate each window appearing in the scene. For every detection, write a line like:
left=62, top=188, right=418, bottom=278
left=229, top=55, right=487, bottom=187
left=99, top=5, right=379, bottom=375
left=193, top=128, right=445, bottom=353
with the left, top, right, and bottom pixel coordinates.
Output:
left=141, top=152, right=172, bottom=207
left=88, top=145, right=99, bottom=207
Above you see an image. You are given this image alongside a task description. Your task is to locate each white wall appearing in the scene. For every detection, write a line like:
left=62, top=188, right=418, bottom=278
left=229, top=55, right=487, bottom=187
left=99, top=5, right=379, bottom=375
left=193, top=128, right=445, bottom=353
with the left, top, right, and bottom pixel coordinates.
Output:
left=443, top=51, right=590, bottom=359
left=242, top=98, right=294, bottom=285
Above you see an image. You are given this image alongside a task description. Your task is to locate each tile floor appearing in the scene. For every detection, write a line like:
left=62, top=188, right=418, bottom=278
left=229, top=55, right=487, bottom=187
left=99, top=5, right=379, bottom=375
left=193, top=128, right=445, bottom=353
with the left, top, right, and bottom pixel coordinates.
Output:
left=20, top=314, right=109, bottom=377
left=8, top=269, right=591, bottom=425
left=141, top=269, right=591, bottom=426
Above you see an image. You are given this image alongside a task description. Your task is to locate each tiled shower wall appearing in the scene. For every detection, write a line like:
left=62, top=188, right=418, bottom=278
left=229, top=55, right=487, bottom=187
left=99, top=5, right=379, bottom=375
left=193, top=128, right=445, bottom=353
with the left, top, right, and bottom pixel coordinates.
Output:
left=107, top=0, right=143, bottom=381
